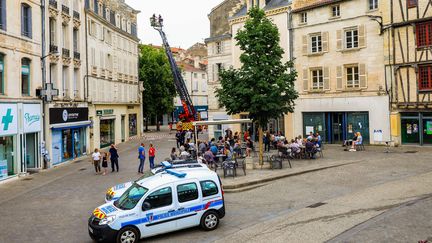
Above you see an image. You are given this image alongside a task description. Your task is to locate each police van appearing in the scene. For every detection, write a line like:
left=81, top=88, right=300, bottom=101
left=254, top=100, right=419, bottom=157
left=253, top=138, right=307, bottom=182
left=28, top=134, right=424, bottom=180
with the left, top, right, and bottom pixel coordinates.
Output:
left=89, top=162, right=225, bottom=243
left=105, top=159, right=209, bottom=202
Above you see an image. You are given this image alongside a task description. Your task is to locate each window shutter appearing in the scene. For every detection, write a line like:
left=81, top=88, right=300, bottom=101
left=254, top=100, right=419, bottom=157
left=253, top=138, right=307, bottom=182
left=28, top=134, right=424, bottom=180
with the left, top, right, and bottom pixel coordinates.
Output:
left=358, top=24, right=366, bottom=48
left=322, top=32, right=329, bottom=52
left=28, top=7, right=32, bottom=38
left=21, top=5, right=24, bottom=36
left=303, top=68, right=309, bottom=91
left=323, top=67, right=330, bottom=90
left=302, top=35, right=308, bottom=55
left=336, top=66, right=343, bottom=90
left=1, top=0, right=6, bottom=31
left=359, top=63, right=367, bottom=88
left=336, top=30, right=342, bottom=50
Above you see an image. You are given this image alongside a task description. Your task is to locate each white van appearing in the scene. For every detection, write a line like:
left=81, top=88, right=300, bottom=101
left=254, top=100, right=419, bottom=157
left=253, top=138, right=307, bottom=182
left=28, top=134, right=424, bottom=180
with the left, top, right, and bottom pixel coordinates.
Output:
left=105, top=160, right=209, bottom=202
left=89, top=164, right=225, bottom=243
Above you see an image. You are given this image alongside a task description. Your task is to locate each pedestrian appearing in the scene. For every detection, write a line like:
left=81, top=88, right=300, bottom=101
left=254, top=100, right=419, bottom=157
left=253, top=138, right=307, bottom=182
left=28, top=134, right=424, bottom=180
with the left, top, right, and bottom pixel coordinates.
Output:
left=168, top=122, right=173, bottom=134
left=109, top=144, right=119, bottom=172
left=91, top=148, right=101, bottom=174
left=101, top=152, right=108, bottom=175
left=170, top=147, right=178, bottom=161
left=149, top=143, right=156, bottom=169
left=138, top=143, right=145, bottom=173
left=175, top=131, right=182, bottom=148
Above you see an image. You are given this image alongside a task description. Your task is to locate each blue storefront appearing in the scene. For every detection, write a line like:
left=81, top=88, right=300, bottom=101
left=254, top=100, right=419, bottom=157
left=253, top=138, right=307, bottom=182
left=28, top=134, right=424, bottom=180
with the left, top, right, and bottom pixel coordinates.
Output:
left=173, top=106, right=208, bottom=122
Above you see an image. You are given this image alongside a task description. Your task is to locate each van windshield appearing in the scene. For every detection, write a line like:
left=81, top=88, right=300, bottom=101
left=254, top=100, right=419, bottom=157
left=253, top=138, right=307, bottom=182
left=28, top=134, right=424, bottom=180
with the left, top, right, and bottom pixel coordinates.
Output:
left=114, top=183, right=148, bottom=210
left=135, top=171, right=153, bottom=181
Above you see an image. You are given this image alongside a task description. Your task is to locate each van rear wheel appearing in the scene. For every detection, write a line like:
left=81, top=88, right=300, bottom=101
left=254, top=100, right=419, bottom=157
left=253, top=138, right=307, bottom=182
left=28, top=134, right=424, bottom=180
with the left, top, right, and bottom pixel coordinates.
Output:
left=200, top=211, right=219, bottom=231
left=117, top=226, right=139, bottom=243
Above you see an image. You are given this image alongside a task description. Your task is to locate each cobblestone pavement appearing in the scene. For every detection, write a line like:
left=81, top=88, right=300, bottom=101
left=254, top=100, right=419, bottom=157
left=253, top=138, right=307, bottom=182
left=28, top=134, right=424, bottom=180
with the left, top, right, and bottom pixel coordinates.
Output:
left=0, top=130, right=432, bottom=243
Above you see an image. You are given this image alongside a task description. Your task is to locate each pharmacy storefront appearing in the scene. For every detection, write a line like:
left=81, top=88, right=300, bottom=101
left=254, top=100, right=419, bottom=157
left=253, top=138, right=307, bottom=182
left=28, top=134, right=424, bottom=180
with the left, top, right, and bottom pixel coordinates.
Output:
left=0, top=103, right=42, bottom=181
left=49, top=108, right=90, bottom=165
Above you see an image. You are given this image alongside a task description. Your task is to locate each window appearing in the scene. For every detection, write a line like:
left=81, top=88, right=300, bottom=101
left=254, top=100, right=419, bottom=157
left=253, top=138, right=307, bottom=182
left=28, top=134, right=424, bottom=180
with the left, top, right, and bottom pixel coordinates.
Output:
left=311, top=69, right=324, bottom=90
left=144, top=187, right=172, bottom=209
left=193, top=80, right=199, bottom=91
left=62, top=66, right=68, bottom=96
left=21, top=4, right=32, bottom=38
left=73, top=29, right=78, bottom=52
left=416, top=22, right=432, bottom=48
left=407, top=0, right=417, bottom=8
left=216, top=42, right=222, bottom=54
left=202, top=73, right=206, bottom=79
left=345, top=29, right=359, bottom=49
left=0, top=0, right=6, bottom=30
left=73, top=69, right=78, bottom=96
left=310, top=34, right=322, bottom=53
left=49, top=18, right=56, bottom=45
left=21, top=58, right=31, bottom=96
left=0, top=54, right=4, bottom=94
left=346, top=66, right=360, bottom=88
left=300, top=12, right=307, bottom=24
left=368, top=0, right=378, bottom=10
left=200, top=181, right=218, bottom=197
left=177, top=183, right=199, bottom=203
left=62, top=24, right=68, bottom=49
left=332, top=5, right=340, bottom=17
left=194, top=73, right=198, bottom=79
left=419, top=65, right=432, bottom=90
left=93, top=0, right=98, bottom=14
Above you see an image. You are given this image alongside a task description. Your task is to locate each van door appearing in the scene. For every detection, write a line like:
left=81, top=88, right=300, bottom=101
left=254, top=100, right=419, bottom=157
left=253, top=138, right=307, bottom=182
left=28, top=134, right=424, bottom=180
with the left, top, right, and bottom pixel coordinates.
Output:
left=174, top=180, right=202, bottom=230
left=139, top=186, right=176, bottom=238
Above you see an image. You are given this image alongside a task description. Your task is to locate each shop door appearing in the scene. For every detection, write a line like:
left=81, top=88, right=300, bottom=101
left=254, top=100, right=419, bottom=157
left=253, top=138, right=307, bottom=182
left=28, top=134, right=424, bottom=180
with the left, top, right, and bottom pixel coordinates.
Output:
left=121, top=116, right=125, bottom=142
left=25, top=133, right=37, bottom=168
left=347, top=112, right=370, bottom=143
left=401, top=118, right=420, bottom=144
left=62, top=129, right=73, bottom=161
left=72, top=129, right=82, bottom=158
left=303, top=113, right=326, bottom=142
left=332, top=113, right=344, bottom=143
left=423, top=117, right=432, bottom=145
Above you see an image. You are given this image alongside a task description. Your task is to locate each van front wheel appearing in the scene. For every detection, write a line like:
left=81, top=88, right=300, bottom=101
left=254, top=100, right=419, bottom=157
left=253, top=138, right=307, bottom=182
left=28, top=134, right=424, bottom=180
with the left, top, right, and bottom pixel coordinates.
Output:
left=117, top=226, right=139, bottom=243
left=200, top=211, right=219, bottom=231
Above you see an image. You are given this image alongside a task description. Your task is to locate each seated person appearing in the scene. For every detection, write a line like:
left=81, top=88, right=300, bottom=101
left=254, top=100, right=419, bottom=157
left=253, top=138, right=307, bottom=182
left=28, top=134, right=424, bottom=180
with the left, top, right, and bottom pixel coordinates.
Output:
left=246, top=137, right=254, bottom=157
left=350, top=132, right=363, bottom=151
left=203, top=148, right=215, bottom=166
left=305, top=138, right=318, bottom=159
left=343, top=134, right=357, bottom=147
left=180, top=150, right=190, bottom=159
left=290, top=139, right=301, bottom=155
left=210, top=143, right=218, bottom=155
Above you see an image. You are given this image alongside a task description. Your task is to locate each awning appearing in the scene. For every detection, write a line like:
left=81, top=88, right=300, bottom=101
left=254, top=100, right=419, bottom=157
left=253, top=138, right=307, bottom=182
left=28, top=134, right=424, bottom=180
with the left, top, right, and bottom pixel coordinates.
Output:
left=100, top=116, right=116, bottom=120
left=50, top=121, right=91, bottom=130
left=192, top=119, right=253, bottom=126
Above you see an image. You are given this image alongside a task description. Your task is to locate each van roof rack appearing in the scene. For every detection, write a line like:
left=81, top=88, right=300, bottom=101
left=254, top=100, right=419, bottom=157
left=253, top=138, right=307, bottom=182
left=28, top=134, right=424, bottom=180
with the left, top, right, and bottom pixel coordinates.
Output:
left=166, top=169, right=186, bottom=178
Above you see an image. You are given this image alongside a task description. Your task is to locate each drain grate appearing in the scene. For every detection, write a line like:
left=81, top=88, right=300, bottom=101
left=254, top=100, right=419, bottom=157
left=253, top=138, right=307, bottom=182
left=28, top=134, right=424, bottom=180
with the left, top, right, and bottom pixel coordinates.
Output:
left=79, top=168, right=87, bottom=171
left=404, top=151, right=418, bottom=153
left=307, top=202, right=327, bottom=208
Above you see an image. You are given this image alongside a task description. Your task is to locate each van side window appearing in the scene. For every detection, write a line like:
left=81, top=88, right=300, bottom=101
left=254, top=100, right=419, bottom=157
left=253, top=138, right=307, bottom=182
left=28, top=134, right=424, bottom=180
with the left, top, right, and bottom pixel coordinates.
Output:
left=144, top=187, right=172, bottom=209
left=200, top=180, right=218, bottom=197
left=177, top=183, right=199, bottom=203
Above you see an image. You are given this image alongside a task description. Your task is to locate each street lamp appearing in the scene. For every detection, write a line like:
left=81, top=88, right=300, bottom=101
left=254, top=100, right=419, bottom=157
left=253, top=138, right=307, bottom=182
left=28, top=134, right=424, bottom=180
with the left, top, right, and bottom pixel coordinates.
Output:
left=41, top=49, right=59, bottom=60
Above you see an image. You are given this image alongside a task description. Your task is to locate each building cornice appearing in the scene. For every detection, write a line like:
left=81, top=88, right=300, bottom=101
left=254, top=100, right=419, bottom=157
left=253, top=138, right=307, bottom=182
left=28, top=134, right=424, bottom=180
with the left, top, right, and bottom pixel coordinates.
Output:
left=229, top=6, right=289, bottom=25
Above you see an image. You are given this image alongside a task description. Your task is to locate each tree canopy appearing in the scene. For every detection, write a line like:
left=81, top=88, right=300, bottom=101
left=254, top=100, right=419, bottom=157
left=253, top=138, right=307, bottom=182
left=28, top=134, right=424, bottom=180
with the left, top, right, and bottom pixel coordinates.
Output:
left=138, top=45, right=176, bottom=124
left=216, top=7, right=298, bottom=129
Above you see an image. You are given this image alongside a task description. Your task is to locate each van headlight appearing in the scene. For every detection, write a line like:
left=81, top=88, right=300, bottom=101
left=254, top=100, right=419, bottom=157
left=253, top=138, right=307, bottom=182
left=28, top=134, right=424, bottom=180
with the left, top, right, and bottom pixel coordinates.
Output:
left=99, top=215, right=116, bottom=225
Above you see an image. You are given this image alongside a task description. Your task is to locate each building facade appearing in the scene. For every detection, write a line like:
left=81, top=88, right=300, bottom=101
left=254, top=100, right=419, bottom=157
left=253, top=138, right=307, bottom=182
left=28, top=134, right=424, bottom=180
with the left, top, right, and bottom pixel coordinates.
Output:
left=290, top=0, right=390, bottom=144
left=44, top=0, right=90, bottom=166
left=382, top=0, right=432, bottom=145
left=0, top=0, right=44, bottom=180
left=85, top=0, right=141, bottom=150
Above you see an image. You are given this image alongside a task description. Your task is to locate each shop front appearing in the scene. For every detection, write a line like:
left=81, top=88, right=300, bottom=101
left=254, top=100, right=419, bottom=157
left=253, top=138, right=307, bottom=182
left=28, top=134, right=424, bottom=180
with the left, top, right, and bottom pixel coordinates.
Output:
left=22, top=104, right=42, bottom=170
left=0, top=103, right=18, bottom=180
left=129, top=114, right=137, bottom=137
left=49, top=107, right=89, bottom=165
left=100, top=117, right=115, bottom=148
left=400, top=112, right=432, bottom=145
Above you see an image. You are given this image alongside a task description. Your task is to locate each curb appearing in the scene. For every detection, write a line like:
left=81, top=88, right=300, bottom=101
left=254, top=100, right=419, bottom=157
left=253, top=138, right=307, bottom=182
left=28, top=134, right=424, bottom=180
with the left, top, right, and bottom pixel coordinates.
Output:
left=222, top=160, right=362, bottom=191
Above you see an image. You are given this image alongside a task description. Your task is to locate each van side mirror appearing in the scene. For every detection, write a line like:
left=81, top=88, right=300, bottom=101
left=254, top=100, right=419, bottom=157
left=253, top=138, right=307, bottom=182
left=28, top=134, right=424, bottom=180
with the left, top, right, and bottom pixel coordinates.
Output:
left=142, top=202, right=151, bottom=211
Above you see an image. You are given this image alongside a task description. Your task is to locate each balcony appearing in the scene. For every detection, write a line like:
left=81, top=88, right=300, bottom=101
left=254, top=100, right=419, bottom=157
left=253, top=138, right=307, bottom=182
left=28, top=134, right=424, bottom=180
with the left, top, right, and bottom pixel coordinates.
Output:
left=101, top=69, right=106, bottom=78
left=73, top=51, right=81, bottom=68
left=118, top=73, right=123, bottom=81
left=61, top=5, right=71, bottom=23
left=73, top=51, right=80, bottom=60
left=49, top=0, right=57, bottom=8
left=48, top=0, right=59, bottom=17
left=62, top=48, right=70, bottom=57
left=49, top=44, right=58, bottom=54
left=91, top=66, right=98, bottom=76
left=108, top=71, right=113, bottom=79
left=73, top=10, right=81, bottom=28
left=62, top=5, right=69, bottom=15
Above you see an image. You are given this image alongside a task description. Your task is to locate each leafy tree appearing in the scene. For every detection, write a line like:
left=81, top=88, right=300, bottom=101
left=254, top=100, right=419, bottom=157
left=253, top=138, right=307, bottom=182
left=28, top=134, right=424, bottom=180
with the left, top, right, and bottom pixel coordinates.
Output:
left=216, top=7, right=298, bottom=164
left=139, top=45, right=176, bottom=131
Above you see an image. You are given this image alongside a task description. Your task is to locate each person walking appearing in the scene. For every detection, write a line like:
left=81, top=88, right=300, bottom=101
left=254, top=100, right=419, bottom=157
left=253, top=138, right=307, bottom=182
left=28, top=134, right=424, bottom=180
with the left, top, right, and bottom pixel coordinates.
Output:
left=91, top=148, right=101, bottom=174
left=175, top=131, right=182, bottom=148
left=101, top=152, right=108, bottom=175
left=138, top=143, right=146, bottom=173
left=149, top=143, right=156, bottom=169
left=109, top=144, right=119, bottom=172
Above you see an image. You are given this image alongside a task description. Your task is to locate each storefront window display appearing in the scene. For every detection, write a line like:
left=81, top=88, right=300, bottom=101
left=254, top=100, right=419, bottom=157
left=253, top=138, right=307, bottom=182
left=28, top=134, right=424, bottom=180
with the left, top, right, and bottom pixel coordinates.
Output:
left=100, top=119, right=115, bottom=148
left=129, top=114, right=137, bottom=137
left=0, top=136, right=16, bottom=179
left=52, top=128, right=87, bottom=165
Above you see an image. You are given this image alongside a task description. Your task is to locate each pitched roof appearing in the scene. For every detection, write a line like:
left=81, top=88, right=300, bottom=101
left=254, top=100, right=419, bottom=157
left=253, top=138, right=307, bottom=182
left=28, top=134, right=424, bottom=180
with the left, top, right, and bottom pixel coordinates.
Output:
left=292, top=0, right=344, bottom=13
left=231, top=0, right=291, bottom=19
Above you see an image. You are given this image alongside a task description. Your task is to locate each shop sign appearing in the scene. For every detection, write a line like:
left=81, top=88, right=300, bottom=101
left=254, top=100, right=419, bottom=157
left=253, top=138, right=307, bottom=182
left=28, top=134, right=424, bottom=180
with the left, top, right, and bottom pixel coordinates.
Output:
left=50, top=108, right=89, bottom=124
left=0, top=160, right=7, bottom=179
left=23, top=104, right=42, bottom=133
left=373, top=129, right=383, bottom=142
left=103, top=109, right=114, bottom=115
left=0, top=103, right=18, bottom=136
left=96, top=110, right=103, bottom=116
left=427, top=121, right=432, bottom=135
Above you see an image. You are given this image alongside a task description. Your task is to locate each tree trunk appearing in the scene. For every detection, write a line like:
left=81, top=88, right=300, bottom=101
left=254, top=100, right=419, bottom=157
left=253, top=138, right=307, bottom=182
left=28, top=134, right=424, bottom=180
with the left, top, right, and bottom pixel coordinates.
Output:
left=156, top=116, right=160, bottom=131
left=258, top=126, right=264, bottom=166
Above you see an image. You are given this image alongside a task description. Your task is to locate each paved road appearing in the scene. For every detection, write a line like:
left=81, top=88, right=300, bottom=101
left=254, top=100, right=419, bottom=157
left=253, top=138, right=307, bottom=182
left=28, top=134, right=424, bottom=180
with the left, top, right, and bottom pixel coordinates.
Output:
left=1, top=132, right=432, bottom=243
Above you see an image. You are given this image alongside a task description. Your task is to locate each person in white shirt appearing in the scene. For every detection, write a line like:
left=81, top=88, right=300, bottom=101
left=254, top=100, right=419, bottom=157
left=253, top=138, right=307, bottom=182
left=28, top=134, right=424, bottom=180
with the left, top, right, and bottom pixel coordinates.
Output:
left=92, top=148, right=101, bottom=174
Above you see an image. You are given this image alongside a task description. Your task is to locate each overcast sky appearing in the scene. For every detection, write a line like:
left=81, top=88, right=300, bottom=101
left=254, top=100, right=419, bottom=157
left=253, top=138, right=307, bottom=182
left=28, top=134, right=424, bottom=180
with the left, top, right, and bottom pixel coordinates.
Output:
left=126, top=0, right=225, bottom=49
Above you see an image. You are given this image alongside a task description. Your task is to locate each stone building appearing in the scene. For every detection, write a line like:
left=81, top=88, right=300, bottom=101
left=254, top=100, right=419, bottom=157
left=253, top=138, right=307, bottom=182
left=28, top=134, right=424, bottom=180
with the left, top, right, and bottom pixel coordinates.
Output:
left=205, top=0, right=242, bottom=139
left=291, top=0, right=389, bottom=144
left=382, top=0, right=432, bottom=145
left=85, top=0, right=141, bottom=150
left=44, top=0, right=90, bottom=166
left=0, top=0, right=44, bottom=180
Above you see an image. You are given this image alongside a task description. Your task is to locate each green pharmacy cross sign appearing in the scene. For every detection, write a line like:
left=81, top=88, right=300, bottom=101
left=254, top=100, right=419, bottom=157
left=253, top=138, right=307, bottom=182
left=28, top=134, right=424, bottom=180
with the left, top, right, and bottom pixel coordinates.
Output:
left=1, top=108, right=13, bottom=131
